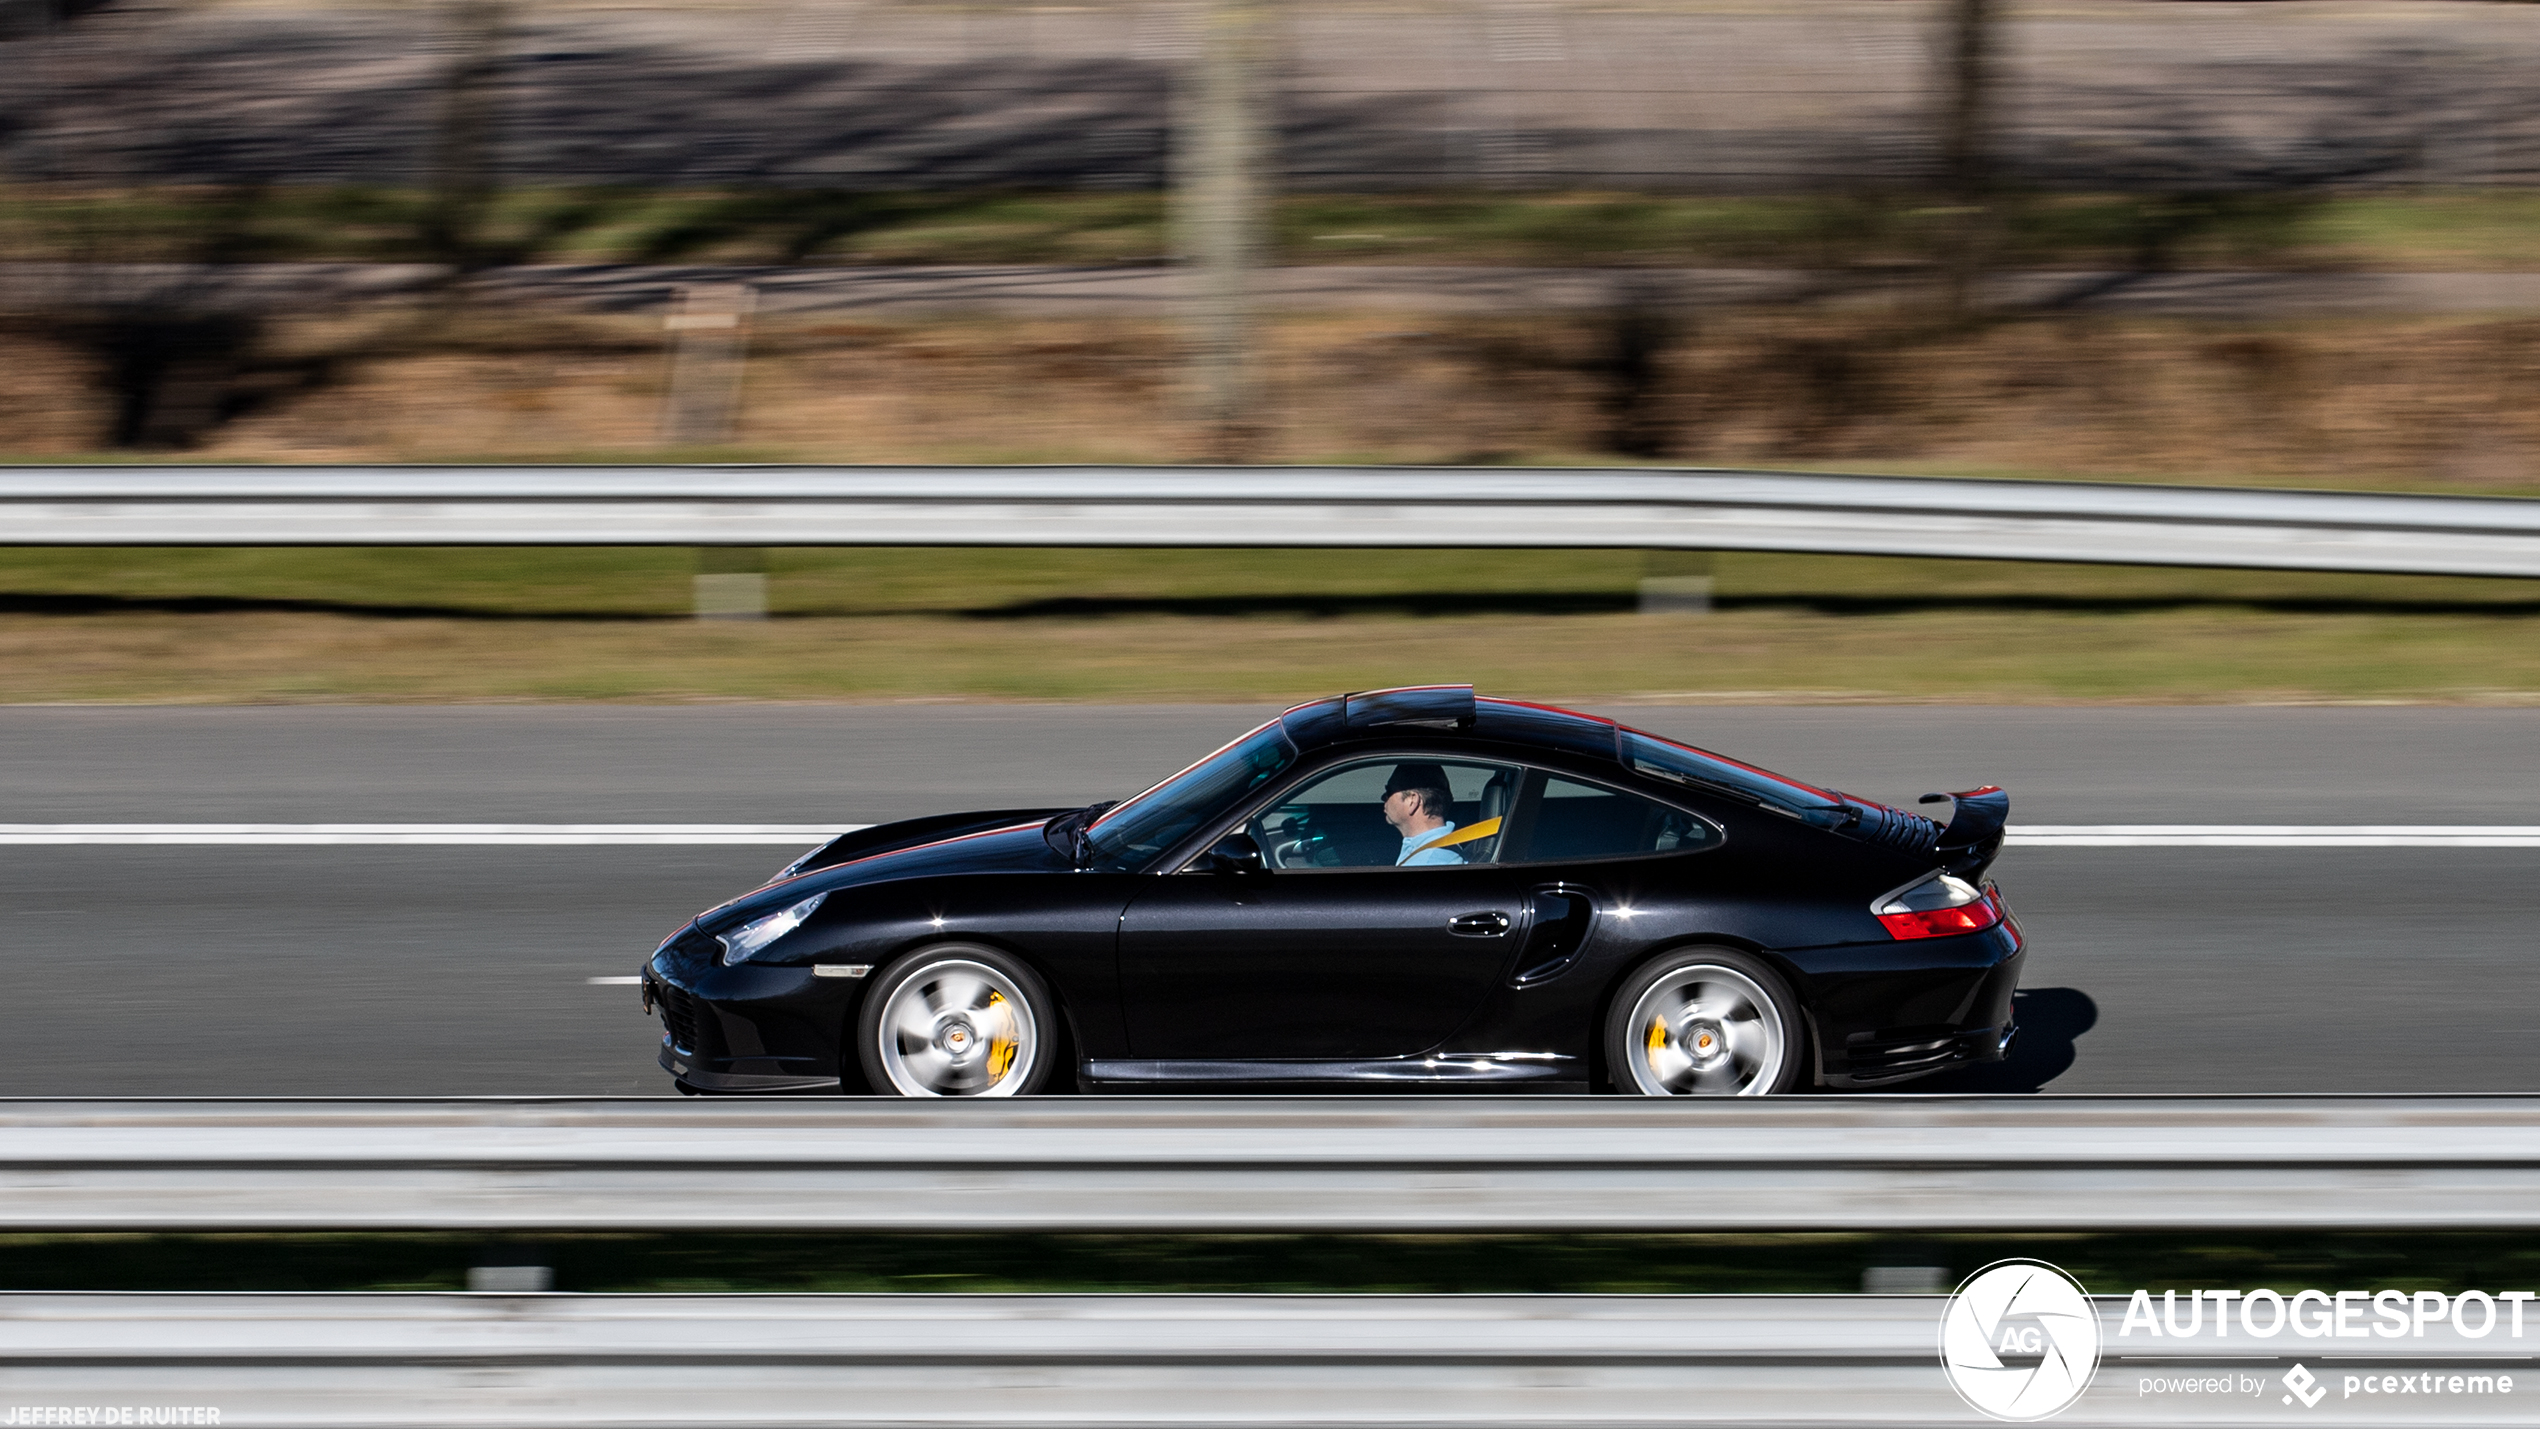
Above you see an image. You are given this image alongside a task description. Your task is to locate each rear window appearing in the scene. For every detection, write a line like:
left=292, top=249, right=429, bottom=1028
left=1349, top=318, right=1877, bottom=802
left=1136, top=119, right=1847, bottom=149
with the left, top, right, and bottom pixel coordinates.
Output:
left=1516, top=775, right=1720, bottom=863
left=1620, top=728, right=1845, bottom=823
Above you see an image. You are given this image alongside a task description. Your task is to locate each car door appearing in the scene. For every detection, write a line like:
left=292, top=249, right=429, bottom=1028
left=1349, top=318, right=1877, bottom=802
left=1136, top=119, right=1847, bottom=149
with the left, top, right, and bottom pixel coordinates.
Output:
left=1116, top=756, right=1524, bottom=1061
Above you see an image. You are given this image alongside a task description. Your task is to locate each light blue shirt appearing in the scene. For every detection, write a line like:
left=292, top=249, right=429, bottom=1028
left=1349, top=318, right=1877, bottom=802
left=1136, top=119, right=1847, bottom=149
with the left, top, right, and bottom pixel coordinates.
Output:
left=1398, top=822, right=1465, bottom=866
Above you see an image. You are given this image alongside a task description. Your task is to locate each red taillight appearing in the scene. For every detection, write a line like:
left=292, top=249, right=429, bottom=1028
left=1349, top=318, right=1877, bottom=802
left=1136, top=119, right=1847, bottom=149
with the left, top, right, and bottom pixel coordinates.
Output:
left=1873, top=878, right=2004, bottom=940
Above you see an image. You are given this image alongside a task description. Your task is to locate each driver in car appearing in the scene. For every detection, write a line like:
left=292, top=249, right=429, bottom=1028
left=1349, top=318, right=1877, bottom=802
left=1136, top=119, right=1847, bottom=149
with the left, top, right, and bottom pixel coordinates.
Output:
left=1383, top=764, right=1465, bottom=865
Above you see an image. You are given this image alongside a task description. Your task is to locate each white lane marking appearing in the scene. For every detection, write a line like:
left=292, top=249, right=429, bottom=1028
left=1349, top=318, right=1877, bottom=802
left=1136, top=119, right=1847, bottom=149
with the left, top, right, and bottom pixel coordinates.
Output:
left=2009, top=826, right=2540, bottom=848
left=0, top=824, right=867, bottom=845
left=586, top=975, right=645, bottom=985
left=0, top=822, right=2530, bottom=848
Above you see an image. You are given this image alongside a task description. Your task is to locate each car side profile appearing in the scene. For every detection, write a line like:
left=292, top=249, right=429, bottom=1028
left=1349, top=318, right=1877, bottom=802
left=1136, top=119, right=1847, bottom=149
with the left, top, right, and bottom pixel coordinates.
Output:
left=641, top=685, right=2023, bottom=1096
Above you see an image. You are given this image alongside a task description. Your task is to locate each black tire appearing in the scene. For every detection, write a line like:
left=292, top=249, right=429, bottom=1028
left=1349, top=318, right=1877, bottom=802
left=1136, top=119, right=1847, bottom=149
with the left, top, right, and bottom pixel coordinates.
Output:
left=1604, top=947, right=1806, bottom=1096
left=857, top=944, right=1059, bottom=1098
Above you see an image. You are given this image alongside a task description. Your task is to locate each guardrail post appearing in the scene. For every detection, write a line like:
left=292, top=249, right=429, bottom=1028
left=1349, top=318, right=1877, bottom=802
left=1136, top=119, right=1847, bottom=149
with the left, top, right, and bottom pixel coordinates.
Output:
left=695, top=545, right=768, bottom=620
left=1860, top=1265, right=1949, bottom=1293
left=662, top=283, right=756, bottom=448
left=1639, top=550, right=1714, bottom=614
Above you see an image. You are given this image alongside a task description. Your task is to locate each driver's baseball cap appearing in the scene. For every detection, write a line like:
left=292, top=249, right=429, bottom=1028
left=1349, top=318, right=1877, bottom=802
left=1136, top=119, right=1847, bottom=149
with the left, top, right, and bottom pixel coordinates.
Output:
left=1383, top=762, right=1453, bottom=796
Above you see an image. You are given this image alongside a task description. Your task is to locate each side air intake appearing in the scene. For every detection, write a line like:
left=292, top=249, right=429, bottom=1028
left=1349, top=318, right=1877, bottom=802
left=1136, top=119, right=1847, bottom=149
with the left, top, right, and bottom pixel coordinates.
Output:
left=1834, top=796, right=1942, bottom=856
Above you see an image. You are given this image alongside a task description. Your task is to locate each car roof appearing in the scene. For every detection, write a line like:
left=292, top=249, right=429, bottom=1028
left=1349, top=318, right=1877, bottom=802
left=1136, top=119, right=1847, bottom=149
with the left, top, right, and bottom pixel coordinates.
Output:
left=1279, top=686, right=1620, bottom=764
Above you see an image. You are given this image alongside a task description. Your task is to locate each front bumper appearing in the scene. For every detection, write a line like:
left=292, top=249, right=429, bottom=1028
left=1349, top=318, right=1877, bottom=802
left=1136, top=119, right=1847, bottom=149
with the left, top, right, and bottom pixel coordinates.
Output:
left=657, top=1040, right=840, bottom=1093
left=645, top=927, right=861, bottom=1092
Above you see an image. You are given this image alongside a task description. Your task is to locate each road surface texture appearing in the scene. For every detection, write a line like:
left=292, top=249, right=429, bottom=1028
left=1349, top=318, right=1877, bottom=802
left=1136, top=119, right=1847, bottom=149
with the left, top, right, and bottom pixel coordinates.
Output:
left=6, top=704, right=2533, bottom=1097
left=3, top=1, right=2533, bottom=191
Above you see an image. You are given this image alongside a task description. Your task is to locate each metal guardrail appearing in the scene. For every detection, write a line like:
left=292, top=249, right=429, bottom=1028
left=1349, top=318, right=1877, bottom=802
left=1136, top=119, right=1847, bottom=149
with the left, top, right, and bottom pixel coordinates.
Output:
left=0, top=1291, right=2524, bottom=1428
left=0, top=1292, right=2050, bottom=1429
left=9, top=1097, right=2540, bottom=1231
left=5, top=466, right=2539, bottom=576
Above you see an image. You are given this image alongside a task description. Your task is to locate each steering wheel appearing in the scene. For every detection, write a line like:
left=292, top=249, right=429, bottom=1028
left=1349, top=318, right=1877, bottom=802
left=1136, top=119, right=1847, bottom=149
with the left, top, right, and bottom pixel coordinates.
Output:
left=1259, top=807, right=1337, bottom=869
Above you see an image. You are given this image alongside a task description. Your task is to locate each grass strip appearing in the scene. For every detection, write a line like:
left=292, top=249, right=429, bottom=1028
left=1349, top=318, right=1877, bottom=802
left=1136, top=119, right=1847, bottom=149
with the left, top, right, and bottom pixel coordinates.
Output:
left=6, top=1231, right=2539, bottom=1296
left=0, top=547, right=2532, bottom=704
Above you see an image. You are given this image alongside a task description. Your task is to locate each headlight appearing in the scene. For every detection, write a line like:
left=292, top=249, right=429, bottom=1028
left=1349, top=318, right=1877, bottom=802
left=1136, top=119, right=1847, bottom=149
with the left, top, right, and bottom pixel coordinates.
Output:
left=717, top=892, right=828, bottom=966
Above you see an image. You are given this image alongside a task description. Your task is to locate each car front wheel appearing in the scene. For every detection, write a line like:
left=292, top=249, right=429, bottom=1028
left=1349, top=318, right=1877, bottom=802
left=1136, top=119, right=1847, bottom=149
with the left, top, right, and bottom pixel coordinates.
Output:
left=858, top=945, right=1057, bottom=1097
left=1606, top=949, right=1805, bottom=1096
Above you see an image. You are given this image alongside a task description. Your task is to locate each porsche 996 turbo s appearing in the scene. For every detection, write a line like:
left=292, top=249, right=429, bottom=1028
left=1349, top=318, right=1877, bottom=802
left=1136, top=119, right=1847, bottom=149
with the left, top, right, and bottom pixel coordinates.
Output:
left=640, top=685, right=2022, bottom=1097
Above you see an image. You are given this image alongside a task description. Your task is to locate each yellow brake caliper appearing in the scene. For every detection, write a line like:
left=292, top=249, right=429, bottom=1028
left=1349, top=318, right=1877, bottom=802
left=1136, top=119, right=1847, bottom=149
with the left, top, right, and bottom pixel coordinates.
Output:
left=985, top=991, right=1018, bottom=1082
left=1645, top=1015, right=1669, bottom=1064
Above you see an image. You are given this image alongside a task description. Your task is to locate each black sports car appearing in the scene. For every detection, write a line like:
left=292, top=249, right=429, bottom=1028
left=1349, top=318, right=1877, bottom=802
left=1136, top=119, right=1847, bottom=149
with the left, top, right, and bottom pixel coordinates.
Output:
left=641, top=686, right=2022, bottom=1097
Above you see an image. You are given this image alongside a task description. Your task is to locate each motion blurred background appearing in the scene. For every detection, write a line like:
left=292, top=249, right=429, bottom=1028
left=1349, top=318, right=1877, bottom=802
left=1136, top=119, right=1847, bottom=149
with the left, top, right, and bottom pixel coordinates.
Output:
left=0, top=0, right=2535, bottom=701
left=4, top=1, right=2539, bottom=1315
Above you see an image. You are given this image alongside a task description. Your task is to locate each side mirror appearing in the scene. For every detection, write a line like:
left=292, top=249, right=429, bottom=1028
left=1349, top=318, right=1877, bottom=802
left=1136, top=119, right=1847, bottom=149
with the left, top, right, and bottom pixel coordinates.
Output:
left=1203, top=832, right=1265, bottom=874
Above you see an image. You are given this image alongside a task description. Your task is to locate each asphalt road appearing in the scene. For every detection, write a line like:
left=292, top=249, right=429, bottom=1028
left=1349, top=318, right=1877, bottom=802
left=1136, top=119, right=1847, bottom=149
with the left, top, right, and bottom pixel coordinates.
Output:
left=6, top=705, right=2536, bottom=1097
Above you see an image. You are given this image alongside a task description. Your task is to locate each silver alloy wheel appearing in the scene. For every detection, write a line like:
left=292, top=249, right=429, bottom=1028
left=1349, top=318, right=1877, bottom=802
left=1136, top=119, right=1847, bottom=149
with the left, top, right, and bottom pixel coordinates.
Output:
left=1621, top=963, right=1787, bottom=1096
left=874, top=957, right=1039, bottom=1097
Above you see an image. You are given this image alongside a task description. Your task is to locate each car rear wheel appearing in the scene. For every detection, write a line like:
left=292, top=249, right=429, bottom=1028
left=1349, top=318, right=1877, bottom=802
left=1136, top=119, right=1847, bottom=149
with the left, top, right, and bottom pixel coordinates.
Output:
left=1606, top=949, right=1804, bottom=1096
left=859, top=945, right=1056, bottom=1098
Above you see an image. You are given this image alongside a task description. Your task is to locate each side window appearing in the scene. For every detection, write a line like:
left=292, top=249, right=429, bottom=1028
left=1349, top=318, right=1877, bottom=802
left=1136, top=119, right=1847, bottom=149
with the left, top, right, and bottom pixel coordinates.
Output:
left=1251, top=758, right=1519, bottom=870
left=1513, top=774, right=1720, bottom=863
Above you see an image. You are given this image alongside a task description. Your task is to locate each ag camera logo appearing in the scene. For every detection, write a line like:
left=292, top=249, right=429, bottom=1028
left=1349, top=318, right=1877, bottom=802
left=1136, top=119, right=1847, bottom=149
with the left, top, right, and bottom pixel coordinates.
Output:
left=1940, top=1260, right=2104, bottom=1421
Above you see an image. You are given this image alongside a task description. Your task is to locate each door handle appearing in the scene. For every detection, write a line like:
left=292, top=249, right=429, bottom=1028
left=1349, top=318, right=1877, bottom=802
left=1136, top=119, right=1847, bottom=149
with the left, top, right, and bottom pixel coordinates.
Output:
left=1449, top=911, right=1512, bottom=937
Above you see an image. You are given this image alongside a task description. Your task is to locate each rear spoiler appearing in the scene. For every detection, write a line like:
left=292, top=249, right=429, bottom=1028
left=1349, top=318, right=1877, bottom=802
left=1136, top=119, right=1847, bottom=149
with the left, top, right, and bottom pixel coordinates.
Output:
left=1920, top=785, right=2009, bottom=881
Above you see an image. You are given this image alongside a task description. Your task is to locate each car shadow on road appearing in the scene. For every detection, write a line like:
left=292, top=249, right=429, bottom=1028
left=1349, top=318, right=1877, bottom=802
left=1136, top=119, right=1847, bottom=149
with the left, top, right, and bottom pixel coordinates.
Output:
left=1899, top=987, right=2097, bottom=1094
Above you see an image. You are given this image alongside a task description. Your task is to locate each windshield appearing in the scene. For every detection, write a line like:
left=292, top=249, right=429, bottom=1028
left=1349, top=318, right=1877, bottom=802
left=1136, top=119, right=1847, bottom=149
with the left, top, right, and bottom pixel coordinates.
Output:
left=1619, top=728, right=1845, bottom=824
left=1086, top=720, right=1299, bottom=871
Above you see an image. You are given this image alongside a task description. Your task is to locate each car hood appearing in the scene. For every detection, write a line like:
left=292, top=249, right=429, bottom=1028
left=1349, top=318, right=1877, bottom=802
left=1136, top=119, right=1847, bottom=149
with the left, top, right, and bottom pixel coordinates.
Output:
left=697, top=817, right=1076, bottom=934
left=787, top=819, right=1067, bottom=896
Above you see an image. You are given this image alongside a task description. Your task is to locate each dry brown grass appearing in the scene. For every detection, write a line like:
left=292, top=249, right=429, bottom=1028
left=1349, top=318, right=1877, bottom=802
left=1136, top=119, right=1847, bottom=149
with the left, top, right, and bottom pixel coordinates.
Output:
left=6, top=305, right=2537, bottom=493
left=0, top=329, right=112, bottom=453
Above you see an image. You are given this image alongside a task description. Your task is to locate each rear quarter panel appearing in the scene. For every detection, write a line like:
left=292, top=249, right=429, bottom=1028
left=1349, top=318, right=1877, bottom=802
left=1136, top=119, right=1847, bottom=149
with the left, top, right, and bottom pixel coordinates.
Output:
left=1435, top=799, right=1952, bottom=1071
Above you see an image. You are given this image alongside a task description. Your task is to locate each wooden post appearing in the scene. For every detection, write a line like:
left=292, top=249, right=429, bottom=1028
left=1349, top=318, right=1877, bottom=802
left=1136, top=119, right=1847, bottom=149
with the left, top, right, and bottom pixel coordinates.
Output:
left=425, top=0, right=507, bottom=276
left=1937, top=0, right=1996, bottom=318
left=1180, top=0, right=1268, bottom=459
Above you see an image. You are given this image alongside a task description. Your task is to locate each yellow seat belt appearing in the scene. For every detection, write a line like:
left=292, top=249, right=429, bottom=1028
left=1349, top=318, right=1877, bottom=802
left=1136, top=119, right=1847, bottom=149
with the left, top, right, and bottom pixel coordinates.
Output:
left=1423, top=816, right=1502, bottom=851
